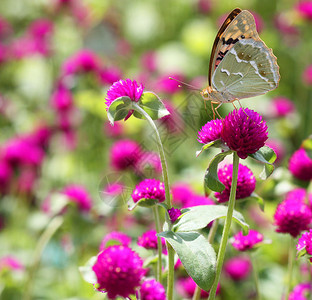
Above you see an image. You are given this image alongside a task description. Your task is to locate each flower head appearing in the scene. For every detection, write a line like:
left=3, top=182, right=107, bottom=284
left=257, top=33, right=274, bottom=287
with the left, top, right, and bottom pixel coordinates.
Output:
left=231, top=229, right=264, bottom=251
left=131, top=179, right=165, bottom=203
left=51, top=83, right=73, bottom=111
left=171, top=183, right=193, bottom=207
left=156, top=74, right=183, bottom=94
left=92, top=245, right=145, bottom=298
left=274, top=197, right=312, bottom=237
left=137, top=229, right=166, bottom=253
left=296, top=1, right=312, bottom=20
left=289, top=283, right=312, bottom=300
left=289, top=148, right=312, bottom=181
left=168, top=207, right=182, bottom=223
left=221, top=108, right=268, bottom=159
left=139, top=279, right=166, bottom=300
left=62, top=184, right=92, bottom=212
left=0, top=256, right=24, bottom=272
left=215, top=164, right=256, bottom=203
left=110, top=139, right=142, bottom=171
left=100, top=232, right=132, bottom=251
left=197, top=119, right=223, bottom=144
left=184, top=194, right=215, bottom=208
left=99, top=66, right=122, bottom=85
left=224, top=256, right=251, bottom=281
left=105, top=79, right=144, bottom=110
left=271, top=96, right=295, bottom=117
left=297, top=229, right=312, bottom=255
left=176, top=277, right=220, bottom=298
left=303, top=65, right=312, bottom=85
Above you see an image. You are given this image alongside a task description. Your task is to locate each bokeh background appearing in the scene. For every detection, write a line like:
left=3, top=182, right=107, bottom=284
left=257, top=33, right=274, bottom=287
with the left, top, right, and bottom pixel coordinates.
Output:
left=0, top=0, right=312, bottom=299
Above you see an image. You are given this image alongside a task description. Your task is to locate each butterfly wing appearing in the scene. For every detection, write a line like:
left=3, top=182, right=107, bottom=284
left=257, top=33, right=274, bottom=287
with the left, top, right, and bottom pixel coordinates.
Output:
left=211, top=38, right=280, bottom=99
left=208, top=10, right=261, bottom=87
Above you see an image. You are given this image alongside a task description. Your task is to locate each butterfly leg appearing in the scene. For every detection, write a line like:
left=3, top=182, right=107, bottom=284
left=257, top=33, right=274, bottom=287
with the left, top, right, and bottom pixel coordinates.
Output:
left=213, top=102, right=223, bottom=119
left=236, top=99, right=249, bottom=117
left=210, top=101, right=215, bottom=119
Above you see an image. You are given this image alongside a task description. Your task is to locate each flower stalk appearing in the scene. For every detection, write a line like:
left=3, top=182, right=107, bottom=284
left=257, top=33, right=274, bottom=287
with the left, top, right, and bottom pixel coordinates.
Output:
left=153, top=205, right=163, bottom=283
left=286, top=237, right=295, bottom=299
left=208, top=152, right=239, bottom=300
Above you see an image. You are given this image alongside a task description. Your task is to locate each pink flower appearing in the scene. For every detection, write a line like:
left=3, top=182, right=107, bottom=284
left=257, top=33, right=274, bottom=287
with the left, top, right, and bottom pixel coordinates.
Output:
left=184, top=194, right=214, bottom=208
left=27, top=19, right=54, bottom=40
left=110, top=139, right=142, bottom=171
left=100, top=232, right=132, bottom=251
left=137, top=229, right=166, bottom=253
left=303, top=65, right=312, bottom=85
left=132, top=179, right=165, bottom=203
left=0, top=159, right=12, bottom=194
left=224, top=256, right=251, bottom=281
left=215, top=164, right=256, bottom=203
left=99, top=66, right=122, bottom=85
left=297, top=229, right=312, bottom=255
left=137, top=151, right=162, bottom=176
left=289, top=148, right=312, bottom=181
left=156, top=74, right=184, bottom=94
left=141, top=51, right=157, bottom=72
left=198, top=119, right=223, bottom=144
left=221, top=108, right=268, bottom=159
left=62, top=184, right=92, bottom=212
left=105, top=79, right=144, bottom=110
left=289, top=283, right=312, bottom=300
left=271, top=97, right=295, bottom=117
left=274, top=197, right=312, bottom=237
left=139, top=279, right=166, bottom=300
left=231, top=229, right=264, bottom=251
left=103, top=121, right=124, bottom=138
left=62, top=49, right=101, bottom=75
left=0, top=256, right=24, bottom=272
left=171, top=183, right=193, bottom=207
left=197, top=0, right=212, bottom=14
left=51, top=83, right=73, bottom=111
left=296, top=1, right=312, bottom=20
left=159, top=100, right=184, bottom=134
left=168, top=207, right=182, bottom=223
left=176, top=277, right=220, bottom=298
left=92, top=245, right=145, bottom=298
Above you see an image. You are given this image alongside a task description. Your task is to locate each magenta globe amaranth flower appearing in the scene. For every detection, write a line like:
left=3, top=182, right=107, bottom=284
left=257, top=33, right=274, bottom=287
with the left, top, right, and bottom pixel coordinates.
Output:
left=297, top=229, right=312, bottom=258
left=215, top=163, right=256, bottom=203
left=289, top=283, right=312, bottom=300
left=0, top=256, right=24, bottom=272
left=271, top=96, right=295, bottom=118
left=296, top=1, right=312, bottom=20
left=100, top=231, right=132, bottom=251
left=92, top=245, right=145, bottom=299
left=137, top=229, right=166, bottom=253
left=132, top=179, right=165, bottom=204
left=197, top=119, right=223, bottom=144
left=224, top=256, right=251, bottom=281
left=231, top=229, right=264, bottom=251
left=105, top=79, right=144, bottom=110
left=171, top=183, right=193, bottom=207
left=221, top=108, right=268, bottom=159
left=184, top=194, right=215, bottom=208
left=168, top=207, right=182, bottom=223
left=110, top=139, right=142, bottom=171
left=289, top=148, right=312, bottom=181
left=62, top=184, right=92, bottom=212
left=139, top=279, right=166, bottom=300
left=274, top=198, right=312, bottom=237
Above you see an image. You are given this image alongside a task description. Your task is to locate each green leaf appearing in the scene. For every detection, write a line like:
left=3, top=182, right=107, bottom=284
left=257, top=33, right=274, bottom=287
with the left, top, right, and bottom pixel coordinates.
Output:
left=239, top=192, right=265, bottom=211
left=158, top=231, right=216, bottom=291
left=127, top=197, right=159, bottom=210
left=297, top=247, right=307, bottom=259
left=79, top=256, right=98, bottom=284
left=196, top=139, right=223, bottom=157
left=302, top=136, right=312, bottom=159
left=249, top=146, right=277, bottom=180
left=133, top=92, right=170, bottom=120
left=173, top=205, right=249, bottom=234
left=204, top=151, right=233, bottom=192
left=107, top=96, right=132, bottom=125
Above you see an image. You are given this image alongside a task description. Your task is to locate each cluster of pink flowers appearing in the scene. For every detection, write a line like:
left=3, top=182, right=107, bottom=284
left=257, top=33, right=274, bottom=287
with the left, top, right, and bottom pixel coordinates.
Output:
left=131, top=179, right=165, bottom=204
left=0, top=125, right=52, bottom=195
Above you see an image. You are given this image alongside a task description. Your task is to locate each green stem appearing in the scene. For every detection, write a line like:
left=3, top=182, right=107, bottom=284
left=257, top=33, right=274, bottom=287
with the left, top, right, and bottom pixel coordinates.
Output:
left=24, top=216, right=63, bottom=300
left=251, top=253, right=261, bottom=300
left=166, top=242, right=175, bottom=300
left=286, top=237, right=295, bottom=299
left=153, top=206, right=163, bottom=283
left=192, top=285, right=201, bottom=300
left=208, top=152, right=239, bottom=300
left=133, top=103, right=172, bottom=209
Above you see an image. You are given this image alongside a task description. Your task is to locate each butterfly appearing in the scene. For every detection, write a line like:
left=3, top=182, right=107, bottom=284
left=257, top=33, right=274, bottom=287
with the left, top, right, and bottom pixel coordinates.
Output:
left=201, top=8, right=280, bottom=118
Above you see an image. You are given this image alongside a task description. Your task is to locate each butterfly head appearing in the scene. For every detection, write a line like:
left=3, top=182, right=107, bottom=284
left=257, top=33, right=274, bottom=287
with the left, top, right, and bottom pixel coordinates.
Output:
left=201, top=86, right=213, bottom=101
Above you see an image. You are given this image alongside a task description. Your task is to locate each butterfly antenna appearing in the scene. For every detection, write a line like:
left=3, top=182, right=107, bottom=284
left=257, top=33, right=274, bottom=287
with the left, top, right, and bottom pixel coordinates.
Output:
left=169, top=77, right=202, bottom=92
